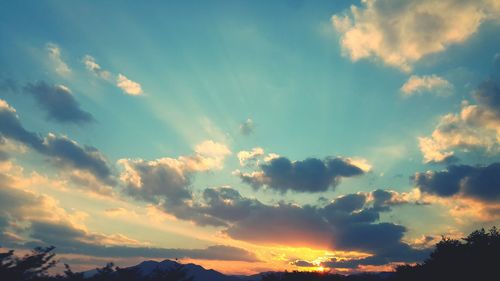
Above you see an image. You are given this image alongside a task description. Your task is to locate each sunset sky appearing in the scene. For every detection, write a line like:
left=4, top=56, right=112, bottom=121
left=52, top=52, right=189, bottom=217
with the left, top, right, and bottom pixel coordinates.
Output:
left=1, top=0, right=500, bottom=275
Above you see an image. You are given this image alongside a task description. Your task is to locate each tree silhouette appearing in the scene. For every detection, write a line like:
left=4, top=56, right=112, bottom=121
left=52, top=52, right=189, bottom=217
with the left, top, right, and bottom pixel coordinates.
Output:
left=0, top=246, right=57, bottom=281
left=392, top=226, right=500, bottom=281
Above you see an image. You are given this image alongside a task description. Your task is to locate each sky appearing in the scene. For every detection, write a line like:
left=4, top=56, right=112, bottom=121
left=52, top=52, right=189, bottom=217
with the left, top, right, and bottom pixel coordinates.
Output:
left=1, top=0, right=500, bottom=275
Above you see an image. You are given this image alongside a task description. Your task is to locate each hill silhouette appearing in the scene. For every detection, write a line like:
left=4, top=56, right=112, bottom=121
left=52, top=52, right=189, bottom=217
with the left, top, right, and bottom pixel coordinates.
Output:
left=1, top=227, right=498, bottom=281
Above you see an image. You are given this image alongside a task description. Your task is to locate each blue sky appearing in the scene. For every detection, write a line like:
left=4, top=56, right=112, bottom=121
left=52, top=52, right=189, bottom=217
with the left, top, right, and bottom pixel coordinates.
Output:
left=1, top=0, right=500, bottom=275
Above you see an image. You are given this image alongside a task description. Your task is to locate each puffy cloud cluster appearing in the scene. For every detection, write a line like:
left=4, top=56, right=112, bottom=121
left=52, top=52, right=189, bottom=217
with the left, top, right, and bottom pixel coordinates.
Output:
left=0, top=99, right=113, bottom=184
left=332, top=0, right=500, bottom=71
left=83, top=55, right=143, bottom=95
left=400, top=75, right=453, bottom=97
left=419, top=80, right=500, bottom=163
left=118, top=140, right=231, bottom=225
left=237, top=156, right=370, bottom=193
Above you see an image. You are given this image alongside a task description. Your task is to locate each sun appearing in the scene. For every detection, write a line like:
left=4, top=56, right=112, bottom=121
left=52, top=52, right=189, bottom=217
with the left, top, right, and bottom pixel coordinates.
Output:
left=315, top=266, right=325, bottom=272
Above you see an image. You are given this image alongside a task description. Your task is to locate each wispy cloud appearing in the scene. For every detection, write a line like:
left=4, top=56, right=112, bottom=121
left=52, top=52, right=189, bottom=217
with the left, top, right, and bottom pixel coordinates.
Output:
left=46, top=43, right=71, bottom=76
left=83, top=55, right=143, bottom=96
left=401, top=75, right=453, bottom=97
left=239, top=118, right=254, bottom=136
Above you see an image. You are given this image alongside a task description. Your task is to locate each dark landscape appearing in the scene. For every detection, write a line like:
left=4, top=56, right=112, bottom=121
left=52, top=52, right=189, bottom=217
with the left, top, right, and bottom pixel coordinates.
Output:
left=1, top=227, right=498, bottom=281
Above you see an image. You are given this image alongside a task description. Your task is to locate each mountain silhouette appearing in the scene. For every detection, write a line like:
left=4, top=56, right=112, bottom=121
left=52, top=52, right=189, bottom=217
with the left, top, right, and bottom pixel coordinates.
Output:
left=84, top=259, right=243, bottom=281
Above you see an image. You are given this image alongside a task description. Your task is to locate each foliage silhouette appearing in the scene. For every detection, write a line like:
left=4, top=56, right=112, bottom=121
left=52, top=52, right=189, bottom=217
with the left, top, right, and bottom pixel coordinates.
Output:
left=392, top=226, right=499, bottom=281
left=0, top=246, right=57, bottom=281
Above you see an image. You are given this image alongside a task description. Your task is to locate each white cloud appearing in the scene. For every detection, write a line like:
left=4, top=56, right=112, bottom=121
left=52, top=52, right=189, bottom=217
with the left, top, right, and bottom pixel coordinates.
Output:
left=332, top=0, right=500, bottom=71
left=237, top=147, right=264, bottom=166
left=116, top=73, right=143, bottom=96
left=401, top=75, right=453, bottom=97
left=118, top=139, right=231, bottom=188
left=46, top=43, right=71, bottom=76
left=419, top=81, right=500, bottom=163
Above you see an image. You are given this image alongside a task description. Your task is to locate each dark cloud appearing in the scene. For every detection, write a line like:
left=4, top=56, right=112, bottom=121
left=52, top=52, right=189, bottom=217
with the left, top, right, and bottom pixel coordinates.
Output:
left=473, top=80, right=500, bottom=114
left=151, top=186, right=428, bottom=268
left=0, top=100, right=45, bottom=150
left=121, top=159, right=191, bottom=203
left=239, top=156, right=366, bottom=193
left=24, top=81, right=94, bottom=124
left=290, top=260, right=316, bottom=267
left=26, top=221, right=259, bottom=262
left=413, top=163, right=500, bottom=202
left=223, top=202, right=333, bottom=247
left=119, top=159, right=231, bottom=227
left=94, top=149, right=427, bottom=269
left=43, top=134, right=113, bottom=184
left=1, top=79, right=93, bottom=125
left=0, top=99, right=113, bottom=183
left=323, top=244, right=430, bottom=269
left=202, top=188, right=428, bottom=269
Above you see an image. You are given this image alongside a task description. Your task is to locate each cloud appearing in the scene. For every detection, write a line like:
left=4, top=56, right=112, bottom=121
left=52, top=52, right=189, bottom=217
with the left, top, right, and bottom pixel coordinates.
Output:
left=0, top=99, right=113, bottom=183
left=119, top=157, right=192, bottom=204
left=83, top=55, right=111, bottom=80
left=237, top=147, right=264, bottom=166
left=0, top=171, right=258, bottom=262
left=207, top=187, right=428, bottom=269
left=332, top=0, right=500, bottom=71
left=419, top=80, right=500, bottom=163
left=46, top=43, right=71, bottom=76
left=83, top=55, right=143, bottom=96
left=138, top=181, right=427, bottom=269
left=193, top=140, right=232, bottom=170
left=237, top=156, right=369, bottom=193
left=118, top=140, right=231, bottom=226
left=23, top=81, right=94, bottom=124
left=290, top=260, right=316, bottom=267
left=25, top=221, right=258, bottom=261
left=413, top=163, right=500, bottom=202
left=401, top=75, right=453, bottom=97
left=116, top=74, right=143, bottom=96
left=239, top=118, right=255, bottom=135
